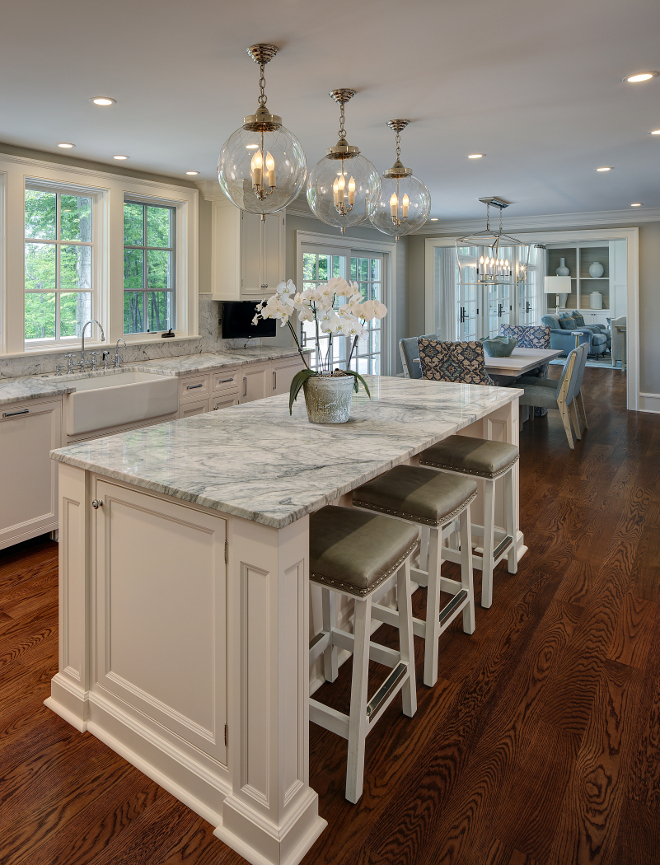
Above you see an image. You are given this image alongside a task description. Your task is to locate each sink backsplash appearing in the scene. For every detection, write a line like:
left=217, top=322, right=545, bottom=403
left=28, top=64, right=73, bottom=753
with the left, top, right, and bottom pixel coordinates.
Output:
left=0, top=297, right=274, bottom=379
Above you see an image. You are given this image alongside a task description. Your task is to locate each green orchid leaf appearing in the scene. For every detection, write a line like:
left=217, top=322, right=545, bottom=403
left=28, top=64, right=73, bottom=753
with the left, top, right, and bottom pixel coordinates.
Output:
left=289, top=368, right=316, bottom=414
left=344, top=369, right=371, bottom=398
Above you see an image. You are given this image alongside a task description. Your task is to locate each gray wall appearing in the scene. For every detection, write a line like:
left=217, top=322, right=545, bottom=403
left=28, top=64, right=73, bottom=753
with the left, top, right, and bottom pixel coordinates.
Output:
left=638, top=222, right=660, bottom=395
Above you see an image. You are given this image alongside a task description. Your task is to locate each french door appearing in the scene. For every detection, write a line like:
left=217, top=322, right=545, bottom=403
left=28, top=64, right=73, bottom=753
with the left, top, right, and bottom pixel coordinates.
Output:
left=300, top=244, right=385, bottom=375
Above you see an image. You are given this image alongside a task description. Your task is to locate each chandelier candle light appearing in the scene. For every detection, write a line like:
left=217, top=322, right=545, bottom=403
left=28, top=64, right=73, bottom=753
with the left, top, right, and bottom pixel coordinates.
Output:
left=455, top=198, right=531, bottom=288
left=306, top=89, right=380, bottom=234
left=369, top=120, right=431, bottom=240
left=218, top=44, right=307, bottom=218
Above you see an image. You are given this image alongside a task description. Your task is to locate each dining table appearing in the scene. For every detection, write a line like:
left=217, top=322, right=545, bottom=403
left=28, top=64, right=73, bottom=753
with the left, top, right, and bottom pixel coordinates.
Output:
left=483, top=347, right=564, bottom=378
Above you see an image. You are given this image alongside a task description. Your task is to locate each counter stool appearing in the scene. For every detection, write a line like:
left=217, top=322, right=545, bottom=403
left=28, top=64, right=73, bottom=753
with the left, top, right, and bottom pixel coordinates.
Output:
left=353, top=465, right=477, bottom=688
left=308, top=505, right=419, bottom=804
left=418, top=435, right=519, bottom=609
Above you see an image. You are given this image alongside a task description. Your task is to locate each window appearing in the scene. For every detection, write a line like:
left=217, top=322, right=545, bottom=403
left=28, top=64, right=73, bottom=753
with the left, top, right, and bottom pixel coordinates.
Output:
left=24, top=186, right=94, bottom=343
left=124, top=200, right=175, bottom=334
left=301, top=250, right=347, bottom=371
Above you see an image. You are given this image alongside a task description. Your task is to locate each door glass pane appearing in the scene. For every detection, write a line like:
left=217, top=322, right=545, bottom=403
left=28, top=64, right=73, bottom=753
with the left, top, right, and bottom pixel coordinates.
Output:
left=60, top=292, right=92, bottom=337
left=24, top=293, right=56, bottom=340
left=25, top=243, right=56, bottom=291
left=302, top=252, right=316, bottom=281
left=60, top=195, right=92, bottom=242
left=25, top=190, right=57, bottom=240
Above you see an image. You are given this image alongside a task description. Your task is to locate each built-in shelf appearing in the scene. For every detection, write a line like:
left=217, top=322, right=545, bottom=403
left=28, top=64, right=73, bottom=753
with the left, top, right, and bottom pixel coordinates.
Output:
left=546, top=244, right=610, bottom=314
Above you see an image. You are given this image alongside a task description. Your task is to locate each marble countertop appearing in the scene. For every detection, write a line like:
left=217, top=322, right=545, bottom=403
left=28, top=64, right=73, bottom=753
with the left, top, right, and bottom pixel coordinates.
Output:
left=0, top=346, right=303, bottom=406
left=51, top=376, right=521, bottom=529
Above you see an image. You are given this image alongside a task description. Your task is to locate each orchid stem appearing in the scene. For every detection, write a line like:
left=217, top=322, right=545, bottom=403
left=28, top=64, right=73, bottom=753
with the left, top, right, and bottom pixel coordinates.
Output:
left=287, top=320, right=310, bottom=370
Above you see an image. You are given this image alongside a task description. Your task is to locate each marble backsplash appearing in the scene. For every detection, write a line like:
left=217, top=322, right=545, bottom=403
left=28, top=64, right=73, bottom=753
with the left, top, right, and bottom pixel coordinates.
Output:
left=0, top=296, right=276, bottom=379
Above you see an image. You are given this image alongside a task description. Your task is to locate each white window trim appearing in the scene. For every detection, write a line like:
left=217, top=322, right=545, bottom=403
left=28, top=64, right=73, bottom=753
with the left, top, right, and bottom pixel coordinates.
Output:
left=295, top=230, right=398, bottom=376
left=0, top=152, right=199, bottom=357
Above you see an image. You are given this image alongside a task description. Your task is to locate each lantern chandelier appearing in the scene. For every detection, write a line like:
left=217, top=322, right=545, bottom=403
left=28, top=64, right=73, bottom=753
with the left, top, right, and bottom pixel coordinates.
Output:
left=455, top=198, right=532, bottom=286
left=369, top=120, right=431, bottom=241
left=217, top=44, right=307, bottom=218
left=306, top=89, right=380, bottom=234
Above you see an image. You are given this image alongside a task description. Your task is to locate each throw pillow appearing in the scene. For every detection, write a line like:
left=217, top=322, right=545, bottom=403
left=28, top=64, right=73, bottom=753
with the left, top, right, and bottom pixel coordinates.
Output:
left=558, top=317, right=577, bottom=329
left=418, top=338, right=495, bottom=386
left=572, top=313, right=586, bottom=327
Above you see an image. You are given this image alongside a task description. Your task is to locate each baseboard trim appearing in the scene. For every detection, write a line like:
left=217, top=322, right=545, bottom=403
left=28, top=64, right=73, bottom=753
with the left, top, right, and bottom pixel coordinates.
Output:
left=638, top=392, right=660, bottom=414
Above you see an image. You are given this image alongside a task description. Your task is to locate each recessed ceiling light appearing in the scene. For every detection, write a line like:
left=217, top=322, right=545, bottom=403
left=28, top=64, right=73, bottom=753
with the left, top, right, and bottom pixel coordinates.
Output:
left=57, top=142, right=75, bottom=149
left=113, top=155, right=128, bottom=160
left=467, top=153, right=484, bottom=159
left=650, top=129, right=660, bottom=135
left=91, top=97, right=116, bottom=106
left=596, top=166, right=612, bottom=172
left=624, top=72, right=658, bottom=83
left=185, top=170, right=199, bottom=176
left=430, top=217, right=439, bottom=221
left=630, top=202, right=642, bottom=207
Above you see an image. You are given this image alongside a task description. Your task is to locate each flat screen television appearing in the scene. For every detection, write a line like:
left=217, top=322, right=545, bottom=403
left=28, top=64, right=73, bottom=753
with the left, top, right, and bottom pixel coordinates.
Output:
left=222, top=301, right=276, bottom=340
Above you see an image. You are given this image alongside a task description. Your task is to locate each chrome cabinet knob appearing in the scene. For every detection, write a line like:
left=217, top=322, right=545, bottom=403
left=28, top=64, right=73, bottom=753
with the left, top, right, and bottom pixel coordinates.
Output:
left=91, top=499, right=103, bottom=509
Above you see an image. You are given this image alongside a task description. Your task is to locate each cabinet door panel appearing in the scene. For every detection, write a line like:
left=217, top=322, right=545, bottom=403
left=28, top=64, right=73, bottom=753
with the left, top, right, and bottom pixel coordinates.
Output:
left=0, top=398, right=61, bottom=548
left=238, top=364, right=269, bottom=403
left=261, top=214, right=285, bottom=294
left=179, top=398, right=209, bottom=418
left=272, top=358, right=307, bottom=396
left=240, top=212, right=263, bottom=295
left=211, top=393, right=240, bottom=411
left=94, top=480, right=227, bottom=764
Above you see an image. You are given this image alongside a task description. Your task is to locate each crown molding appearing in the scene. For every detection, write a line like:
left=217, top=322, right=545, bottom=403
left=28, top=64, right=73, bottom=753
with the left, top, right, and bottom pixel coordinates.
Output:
left=0, top=150, right=198, bottom=196
left=418, top=206, right=660, bottom=235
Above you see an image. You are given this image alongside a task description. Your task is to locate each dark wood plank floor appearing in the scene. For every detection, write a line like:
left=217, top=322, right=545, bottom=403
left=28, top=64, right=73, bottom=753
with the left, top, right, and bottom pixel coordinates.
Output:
left=1, top=366, right=659, bottom=864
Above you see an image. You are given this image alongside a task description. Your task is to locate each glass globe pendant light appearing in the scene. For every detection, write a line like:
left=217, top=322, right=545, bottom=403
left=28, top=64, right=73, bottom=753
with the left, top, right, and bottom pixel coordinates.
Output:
left=306, top=89, right=380, bottom=234
left=369, top=120, right=431, bottom=240
left=218, top=44, right=307, bottom=218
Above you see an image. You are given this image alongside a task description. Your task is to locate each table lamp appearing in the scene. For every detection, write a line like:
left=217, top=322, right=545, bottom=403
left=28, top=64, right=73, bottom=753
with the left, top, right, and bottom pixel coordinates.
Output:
left=544, top=276, right=571, bottom=313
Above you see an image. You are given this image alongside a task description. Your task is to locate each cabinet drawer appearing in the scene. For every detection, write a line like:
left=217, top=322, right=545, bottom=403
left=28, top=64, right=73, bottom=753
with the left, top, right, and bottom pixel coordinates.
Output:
left=212, top=368, right=240, bottom=394
left=179, top=374, right=210, bottom=403
left=211, top=391, right=240, bottom=412
left=179, top=397, right=209, bottom=418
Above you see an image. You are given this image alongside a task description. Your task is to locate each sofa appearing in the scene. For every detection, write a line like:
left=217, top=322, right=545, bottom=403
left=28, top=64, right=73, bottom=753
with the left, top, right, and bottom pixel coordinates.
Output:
left=541, top=313, right=605, bottom=357
left=559, top=312, right=610, bottom=351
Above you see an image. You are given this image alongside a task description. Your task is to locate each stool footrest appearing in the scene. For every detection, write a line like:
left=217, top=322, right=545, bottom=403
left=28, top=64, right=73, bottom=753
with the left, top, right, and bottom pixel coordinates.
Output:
left=367, top=662, right=408, bottom=722
left=440, top=589, right=469, bottom=626
left=330, top=626, right=401, bottom=669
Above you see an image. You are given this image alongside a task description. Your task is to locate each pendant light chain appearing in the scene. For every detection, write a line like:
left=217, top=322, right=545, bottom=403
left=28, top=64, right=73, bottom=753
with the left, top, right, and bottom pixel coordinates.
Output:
left=338, top=101, right=346, bottom=141
left=258, top=62, right=268, bottom=108
left=395, top=129, right=401, bottom=161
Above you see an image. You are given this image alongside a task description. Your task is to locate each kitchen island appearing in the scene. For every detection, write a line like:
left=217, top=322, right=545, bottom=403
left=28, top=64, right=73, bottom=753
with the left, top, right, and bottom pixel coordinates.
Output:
left=46, top=376, right=522, bottom=865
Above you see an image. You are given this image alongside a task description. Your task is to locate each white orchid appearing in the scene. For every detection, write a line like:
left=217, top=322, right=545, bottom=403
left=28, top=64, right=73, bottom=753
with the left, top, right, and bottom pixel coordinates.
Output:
left=276, top=279, right=296, bottom=296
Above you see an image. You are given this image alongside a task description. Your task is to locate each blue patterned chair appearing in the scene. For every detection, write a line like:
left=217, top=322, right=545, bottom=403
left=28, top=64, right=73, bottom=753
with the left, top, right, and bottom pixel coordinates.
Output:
left=500, top=324, right=551, bottom=378
left=418, top=338, right=495, bottom=386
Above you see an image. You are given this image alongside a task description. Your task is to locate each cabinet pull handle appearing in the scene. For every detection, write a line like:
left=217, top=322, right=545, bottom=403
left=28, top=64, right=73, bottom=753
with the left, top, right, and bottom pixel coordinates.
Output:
left=261, top=284, right=268, bottom=289
left=273, top=370, right=277, bottom=390
left=187, top=383, right=203, bottom=390
left=243, top=376, right=247, bottom=396
left=91, top=499, right=103, bottom=509
left=212, top=405, right=219, bottom=410
left=3, top=409, right=29, bottom=418
left=220, top=378, right=233, bottom=383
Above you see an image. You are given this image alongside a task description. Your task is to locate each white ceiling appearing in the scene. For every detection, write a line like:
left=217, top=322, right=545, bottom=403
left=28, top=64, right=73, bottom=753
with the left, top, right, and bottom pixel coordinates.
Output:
left=1, top=0, right=659, bottom=220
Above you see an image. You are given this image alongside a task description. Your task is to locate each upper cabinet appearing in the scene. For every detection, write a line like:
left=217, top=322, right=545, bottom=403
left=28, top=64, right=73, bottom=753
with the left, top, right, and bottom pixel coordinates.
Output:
left=200, top=184, right=285, bottom=301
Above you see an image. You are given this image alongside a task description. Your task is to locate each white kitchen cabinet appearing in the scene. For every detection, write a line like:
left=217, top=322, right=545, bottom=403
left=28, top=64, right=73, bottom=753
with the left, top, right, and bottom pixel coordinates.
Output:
left=238, top=362, right=270, bottom=403
left=271, top=355, right=307, bottom=396
left=205, top=190, right=285, bottom=301
left=0, top=397, right=62, bottom=550
left=211, top=393, right=240, bottom=411
left=179, top=398, right=209, bottom=419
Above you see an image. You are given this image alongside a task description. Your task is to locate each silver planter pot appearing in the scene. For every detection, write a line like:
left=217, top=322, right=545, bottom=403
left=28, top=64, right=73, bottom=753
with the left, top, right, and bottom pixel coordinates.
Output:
left=302, top=373, right=354, bottom=424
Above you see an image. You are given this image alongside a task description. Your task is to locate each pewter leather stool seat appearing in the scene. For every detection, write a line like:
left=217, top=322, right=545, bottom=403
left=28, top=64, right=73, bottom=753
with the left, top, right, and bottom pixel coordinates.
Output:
left=308, top=505, right=418, bottom=803
left=419, top=435, right=520, bottom=608
left=353, top=465, right=477, bottom=687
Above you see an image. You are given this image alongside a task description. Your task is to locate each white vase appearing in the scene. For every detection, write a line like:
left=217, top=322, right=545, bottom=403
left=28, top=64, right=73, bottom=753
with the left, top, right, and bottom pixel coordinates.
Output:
left=303, top=373, right=355, bottom=423
left=589, top=261, right=604, bottom=278
left=556, top=257, right=570, bottom=276
left=590, top=291, right=603, bottom=310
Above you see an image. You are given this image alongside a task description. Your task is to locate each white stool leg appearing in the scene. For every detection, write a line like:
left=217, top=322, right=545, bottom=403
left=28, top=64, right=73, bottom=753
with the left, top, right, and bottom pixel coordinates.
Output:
left=505, top=468, right=519, bottom=576
left=481, top=478, right=495, bottom=609
left=459, top=505, right=476, bottom=634
left=397, top=558, right=417, bottom=717
left=345, top=595, right=372, bottom=804
left=423, top=526, right=441, bottom=687
left=321, top=587, right=339, bottom=682
left=419, top=525, right=430, bottom=572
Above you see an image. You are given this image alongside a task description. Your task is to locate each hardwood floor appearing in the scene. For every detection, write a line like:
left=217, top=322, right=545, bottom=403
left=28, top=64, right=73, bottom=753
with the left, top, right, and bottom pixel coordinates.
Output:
left=1, top=367, right=658, bottom=864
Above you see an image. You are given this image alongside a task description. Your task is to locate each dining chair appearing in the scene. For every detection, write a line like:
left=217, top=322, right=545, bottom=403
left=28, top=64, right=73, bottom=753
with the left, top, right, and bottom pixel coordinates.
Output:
left=417, top=338, right=495, bottom=385
left=611, top=316, right=626, bottom=369
left=517, top=343, right=588, bottom=448
left=399, top=334, right=438, bottom=378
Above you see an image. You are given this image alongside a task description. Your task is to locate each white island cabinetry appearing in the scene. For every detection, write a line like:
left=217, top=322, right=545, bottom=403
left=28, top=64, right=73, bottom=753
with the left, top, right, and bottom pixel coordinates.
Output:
left=47, top=377, right=522, bottom=865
